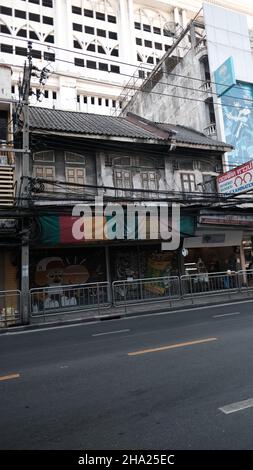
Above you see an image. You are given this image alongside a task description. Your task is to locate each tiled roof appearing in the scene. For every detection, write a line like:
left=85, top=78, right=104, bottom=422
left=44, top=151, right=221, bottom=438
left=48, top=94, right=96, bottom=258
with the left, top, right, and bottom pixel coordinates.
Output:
left=28, top=107, right=163, bottom=141
left=156, top=122, right=232, bottom=148
left=28, top=106, right=232, bottom=150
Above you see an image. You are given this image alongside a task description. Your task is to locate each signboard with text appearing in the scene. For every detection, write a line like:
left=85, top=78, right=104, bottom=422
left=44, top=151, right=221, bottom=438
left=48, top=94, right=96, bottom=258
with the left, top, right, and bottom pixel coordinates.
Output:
left=217, top=160, right=253, bottom=195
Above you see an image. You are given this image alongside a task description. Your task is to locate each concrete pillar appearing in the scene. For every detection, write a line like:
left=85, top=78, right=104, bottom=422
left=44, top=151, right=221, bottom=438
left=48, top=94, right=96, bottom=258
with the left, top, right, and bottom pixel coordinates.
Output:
left=182, top=10, right=188, bottom=28
left=118, top=0, right=136, bottom=76
left=173, top=7, right=180, bottom=26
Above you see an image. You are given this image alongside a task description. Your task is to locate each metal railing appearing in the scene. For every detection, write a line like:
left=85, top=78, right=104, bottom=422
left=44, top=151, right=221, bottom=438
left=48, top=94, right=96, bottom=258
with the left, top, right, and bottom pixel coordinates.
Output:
left=112, top=276, right=180, bottom=307
left=238, top=270, right=253, bottom=294
left=181, top=271, right=240, bottom=300
left=30, top=282, right=111, bottom=318
left=0, top=290, right=21, bottom=328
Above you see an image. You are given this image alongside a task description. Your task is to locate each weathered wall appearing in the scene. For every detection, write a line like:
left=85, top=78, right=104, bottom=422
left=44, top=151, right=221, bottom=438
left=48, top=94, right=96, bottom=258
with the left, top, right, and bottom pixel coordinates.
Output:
left=125, top=47, right=210, bottom=134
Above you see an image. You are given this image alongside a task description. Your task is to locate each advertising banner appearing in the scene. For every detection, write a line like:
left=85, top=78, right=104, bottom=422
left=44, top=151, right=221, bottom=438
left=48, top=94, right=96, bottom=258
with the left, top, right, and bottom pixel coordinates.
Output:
left=217, top=160, right=253, bottom=194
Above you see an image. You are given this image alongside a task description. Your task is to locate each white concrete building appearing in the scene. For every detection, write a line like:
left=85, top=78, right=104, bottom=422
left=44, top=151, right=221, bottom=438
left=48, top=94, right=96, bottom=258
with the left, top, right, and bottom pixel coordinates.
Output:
left=0, top=0, right=252, bottom=115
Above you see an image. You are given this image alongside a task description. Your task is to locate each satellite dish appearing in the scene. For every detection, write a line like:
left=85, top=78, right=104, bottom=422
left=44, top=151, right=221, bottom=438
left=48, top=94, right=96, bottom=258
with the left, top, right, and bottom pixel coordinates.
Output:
left=163, top=22, right=184, bottom=39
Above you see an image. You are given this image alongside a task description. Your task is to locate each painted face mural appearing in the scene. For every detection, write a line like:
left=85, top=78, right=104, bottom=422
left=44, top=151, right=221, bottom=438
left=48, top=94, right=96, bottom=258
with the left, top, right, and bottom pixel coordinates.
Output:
left=34, top=257, right=90, bottom=287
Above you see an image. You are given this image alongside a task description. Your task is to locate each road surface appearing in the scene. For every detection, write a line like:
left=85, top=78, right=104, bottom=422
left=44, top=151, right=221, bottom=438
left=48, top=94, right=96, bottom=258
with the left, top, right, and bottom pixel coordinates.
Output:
left=1, top=299, right=253, bottom=449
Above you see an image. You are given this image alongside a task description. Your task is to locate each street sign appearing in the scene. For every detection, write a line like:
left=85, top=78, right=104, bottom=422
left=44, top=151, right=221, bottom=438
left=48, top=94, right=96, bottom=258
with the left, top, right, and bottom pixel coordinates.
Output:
left=217, top=160, right=253, bottom=195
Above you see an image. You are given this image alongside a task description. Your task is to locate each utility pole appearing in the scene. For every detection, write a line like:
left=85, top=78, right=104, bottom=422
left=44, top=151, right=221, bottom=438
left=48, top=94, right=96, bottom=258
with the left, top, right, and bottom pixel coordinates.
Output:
left=20, top=41, right=33, bottom=324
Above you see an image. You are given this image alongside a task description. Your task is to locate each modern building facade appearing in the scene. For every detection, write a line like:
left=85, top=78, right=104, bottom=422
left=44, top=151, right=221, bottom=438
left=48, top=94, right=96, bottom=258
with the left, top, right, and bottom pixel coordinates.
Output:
left=1, top=0, right=253, bottom=116
left=123, top=2, right=253, bottom=170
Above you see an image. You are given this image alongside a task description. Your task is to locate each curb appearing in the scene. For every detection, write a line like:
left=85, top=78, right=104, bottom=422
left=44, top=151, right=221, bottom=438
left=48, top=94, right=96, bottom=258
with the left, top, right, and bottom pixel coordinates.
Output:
left=1, top=294, right=253, bottom=335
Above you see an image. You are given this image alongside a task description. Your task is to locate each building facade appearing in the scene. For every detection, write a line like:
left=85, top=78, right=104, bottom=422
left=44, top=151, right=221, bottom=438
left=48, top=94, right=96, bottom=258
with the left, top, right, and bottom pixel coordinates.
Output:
left=1, top=0, right=252, bottom=116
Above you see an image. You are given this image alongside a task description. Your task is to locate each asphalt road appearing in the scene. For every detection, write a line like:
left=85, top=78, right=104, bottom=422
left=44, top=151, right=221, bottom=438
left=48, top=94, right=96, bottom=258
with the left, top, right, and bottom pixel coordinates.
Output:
left=1, top=299, right=253, bottom=450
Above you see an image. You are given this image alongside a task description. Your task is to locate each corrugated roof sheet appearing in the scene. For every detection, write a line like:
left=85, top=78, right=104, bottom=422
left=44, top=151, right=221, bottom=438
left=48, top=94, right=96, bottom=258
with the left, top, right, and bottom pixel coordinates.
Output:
left=28, top=107, right=231, bottom=149
left=156, top=122, right=231, bottom=148
left=28, top=107, right=163, bottom=140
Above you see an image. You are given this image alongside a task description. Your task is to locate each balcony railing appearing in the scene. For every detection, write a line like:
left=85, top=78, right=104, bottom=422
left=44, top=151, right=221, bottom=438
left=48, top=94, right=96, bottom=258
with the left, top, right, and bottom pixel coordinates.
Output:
left=203, top=123, right=217, bottom=137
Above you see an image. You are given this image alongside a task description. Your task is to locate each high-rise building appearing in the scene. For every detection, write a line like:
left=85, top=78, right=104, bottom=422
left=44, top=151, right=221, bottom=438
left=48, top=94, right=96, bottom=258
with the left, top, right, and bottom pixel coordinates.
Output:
left=0, top=1, right=252, bottom=114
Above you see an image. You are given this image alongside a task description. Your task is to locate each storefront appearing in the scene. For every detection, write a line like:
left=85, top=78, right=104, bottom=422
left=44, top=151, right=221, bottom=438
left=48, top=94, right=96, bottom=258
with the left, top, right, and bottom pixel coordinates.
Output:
left=183, top=229, right=243, bottom=274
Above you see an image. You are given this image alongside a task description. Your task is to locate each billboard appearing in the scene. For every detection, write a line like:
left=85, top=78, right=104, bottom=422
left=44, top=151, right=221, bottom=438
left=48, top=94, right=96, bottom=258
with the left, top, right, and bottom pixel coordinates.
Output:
left=221, top=82, right=253, bottom=166
left=217, top=159, right=253, bottom=195
left=214, top=57, right=236, bottom=97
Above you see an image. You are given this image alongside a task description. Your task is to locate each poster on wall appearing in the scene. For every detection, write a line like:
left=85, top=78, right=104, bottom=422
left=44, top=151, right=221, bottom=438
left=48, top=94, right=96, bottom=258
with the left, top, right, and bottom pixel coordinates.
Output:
left=221, top=82, right=253, bottom=167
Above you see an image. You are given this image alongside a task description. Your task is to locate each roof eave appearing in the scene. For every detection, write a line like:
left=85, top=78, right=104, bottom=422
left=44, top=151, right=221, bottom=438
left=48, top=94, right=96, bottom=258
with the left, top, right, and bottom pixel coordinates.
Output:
left=30, top=129, right=167, bottom=145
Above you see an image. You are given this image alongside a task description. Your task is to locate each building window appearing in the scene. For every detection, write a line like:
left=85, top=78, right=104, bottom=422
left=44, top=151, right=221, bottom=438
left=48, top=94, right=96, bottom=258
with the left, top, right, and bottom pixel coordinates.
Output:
left=153, top=26, right=161, bottom=35
left=42, top=0, right=53, bottom=7
left=17, top=29, right=27, bottom=37
left=29, top=0, right=40, bottom=4
left=77, top=95, right=80, bottom=103
left=0, top=6, right=12, bottom=16
left=202, top=174, right=217, bottom=194
left=45, top=34, right=54, bottom=43
left=96, top=12, right=105, bottom=21
left=181, top=173, right=196, bottom=192
left=155, top=42, right=162, bottom=50
left=87, top=60, right=96, bottom=69
left=111, top=48, right=118, bottom=56
left=29, top=13, right=40, bottom=22
left=98, top=45, right=106, bottom=54
left=44, top=51, right=55, bottom=61
left=83, top=96, right=87, bottom=104
left=42, top=16, right=54, bottom=25
left=85, top=26, right=94, bottom=35
left=72, top=6, right=81, bottom=15
left=15, top=9, right=26, bottom=19
left=91, top=97, right=95, bottom=105
left=105, top=99, right=109, bottom=106
left=33, top=151, right=55, bottom=162
left=138, top=70, right=145, bottom=79
left=44, top=90, right=49, bottom=98
left=84, top=9, right=93, bottom=18
left=114, top=169, right=132, bottom=196
left=74, top=58, right=84, bottom=67
left=112, top=100, right=116, bottom=108
left=97, top=29, right=106, bottom=37
left=33, top=166, right=55, bottom=191
left=66, top=167, right=85, bottom=190
left=98, top=97, right=102, bottom=105
left=143, top=24, right=151, bottom=32
left=87, top=43, right=95, bottom=52
left=134, top=22, right=141, bottom=30
left=52, top=91, right=57, bottom=99
left=73, top=39, right=82, bottom=49
left=141, top=171, right=158, bottom=193
left=29, top=31, right=39, bottom=40
left=73, top=23, right=82, bottom=32
left=163, top=28, right=174, bottom=37
left=16, top=46, right=27, bottom=56
left=110, top=65, right=120, bottom=74
left=136, top=37, right=142, bottom=45
left=0, top=44, right=13, bottom=54
left=65, top=152, right=85, bottom=164
left=108, top=15, right=116, bottom=23
left=205, top=97, right=216, bottom=124
left=0, top=25, right=11, bottom=34
left=109, top=31, right=117, bottom=40
left=144, top=40, right=152, bottom=48
left=32, top=49, right=42, bottom=59
left=147, top=56, right=154, bottom=64
left=99, top=62, right=108, bottom=71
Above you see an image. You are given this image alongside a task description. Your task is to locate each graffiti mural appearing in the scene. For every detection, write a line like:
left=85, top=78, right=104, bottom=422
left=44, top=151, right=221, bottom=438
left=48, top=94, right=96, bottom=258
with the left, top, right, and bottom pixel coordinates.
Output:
left=221, top=82, right=253, bottom=166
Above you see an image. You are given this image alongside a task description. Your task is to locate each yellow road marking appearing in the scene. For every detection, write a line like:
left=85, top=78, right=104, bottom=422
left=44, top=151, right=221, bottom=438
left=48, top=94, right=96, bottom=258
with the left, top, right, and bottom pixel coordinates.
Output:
left=128, top=337, right=218, bottom=356
left=0, top=373, right=20, bottom=382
